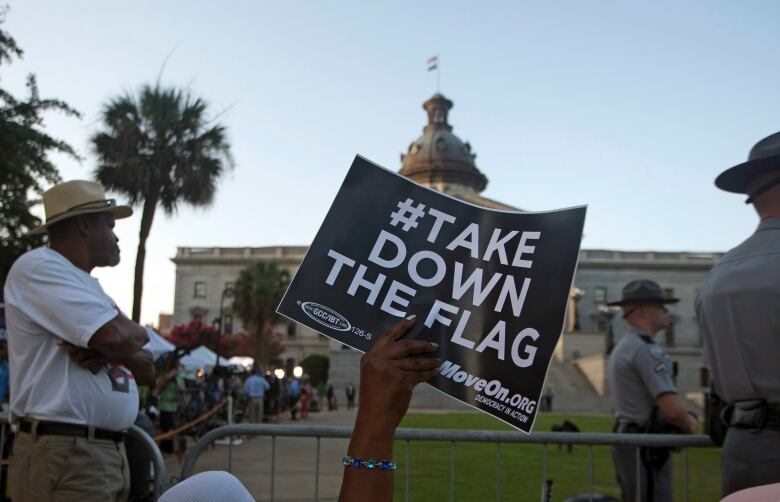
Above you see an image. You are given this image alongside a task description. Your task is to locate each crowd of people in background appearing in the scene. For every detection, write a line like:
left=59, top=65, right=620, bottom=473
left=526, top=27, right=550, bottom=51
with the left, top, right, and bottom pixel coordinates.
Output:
left=128, top=350, right=356, bottom=457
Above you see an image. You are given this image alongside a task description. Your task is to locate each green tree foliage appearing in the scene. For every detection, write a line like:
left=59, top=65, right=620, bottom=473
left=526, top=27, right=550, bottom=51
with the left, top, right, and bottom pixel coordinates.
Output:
left=91, top=83, right=232, bottom=321
left=0, top=8, right=80, bottom=293
left=301, top=354, right=330, bottom=387
left=233, top=261, right=290, bottom=370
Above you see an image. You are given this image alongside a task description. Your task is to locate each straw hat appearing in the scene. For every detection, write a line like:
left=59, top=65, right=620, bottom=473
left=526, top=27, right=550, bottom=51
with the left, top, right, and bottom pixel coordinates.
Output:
left=31, top=180, right=133, bottom=235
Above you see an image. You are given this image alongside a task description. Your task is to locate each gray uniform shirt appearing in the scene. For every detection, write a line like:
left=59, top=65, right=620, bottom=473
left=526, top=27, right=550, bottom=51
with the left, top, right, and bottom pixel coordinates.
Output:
left=696, top=217, right=780, bottom=405
left=607, top=326, right=677, bottom=424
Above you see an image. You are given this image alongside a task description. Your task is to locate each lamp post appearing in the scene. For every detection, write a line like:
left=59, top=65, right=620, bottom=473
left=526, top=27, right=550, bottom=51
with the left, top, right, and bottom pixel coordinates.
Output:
left=215, top=283, right=234, bottom=369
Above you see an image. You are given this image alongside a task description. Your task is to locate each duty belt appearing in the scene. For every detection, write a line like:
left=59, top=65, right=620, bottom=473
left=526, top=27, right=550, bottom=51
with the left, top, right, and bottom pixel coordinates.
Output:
left=612, top=421, right=643, bottom=433
left=19, top=420, right=126, bottom=443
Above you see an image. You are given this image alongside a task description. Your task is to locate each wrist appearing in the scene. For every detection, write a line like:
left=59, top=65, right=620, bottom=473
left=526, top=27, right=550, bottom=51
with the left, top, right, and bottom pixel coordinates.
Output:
left=350, top=414, right=395, bottom=458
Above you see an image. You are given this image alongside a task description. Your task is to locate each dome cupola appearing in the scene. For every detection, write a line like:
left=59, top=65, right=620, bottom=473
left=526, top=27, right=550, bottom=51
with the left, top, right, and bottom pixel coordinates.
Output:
left=399, top=93, right=488, bottom=193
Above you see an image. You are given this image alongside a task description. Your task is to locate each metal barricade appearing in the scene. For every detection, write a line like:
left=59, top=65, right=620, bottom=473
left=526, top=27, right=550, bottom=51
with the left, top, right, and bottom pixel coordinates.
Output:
left=128, top=424, right=168, bottom=500
left=180, top=424, right=715, bottom=502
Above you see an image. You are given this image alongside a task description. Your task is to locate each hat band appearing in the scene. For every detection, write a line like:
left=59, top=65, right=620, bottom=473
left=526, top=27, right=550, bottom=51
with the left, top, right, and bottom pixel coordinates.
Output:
left=48, top=199, right=116, bottom=221
left=745, top=176, right=780, bottom=204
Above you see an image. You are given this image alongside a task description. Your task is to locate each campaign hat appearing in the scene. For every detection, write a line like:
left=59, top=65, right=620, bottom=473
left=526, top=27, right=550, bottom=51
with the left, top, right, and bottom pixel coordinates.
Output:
left=716, top=132, right=780, bottom=194
left=31, top=180, right=133, bottom=235
left=606, top=279, right=679, bottom=307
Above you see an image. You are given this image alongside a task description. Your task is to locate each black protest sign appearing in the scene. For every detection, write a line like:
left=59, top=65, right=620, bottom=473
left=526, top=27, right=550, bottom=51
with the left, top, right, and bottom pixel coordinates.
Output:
left=277, top=156, right=586, bottom=432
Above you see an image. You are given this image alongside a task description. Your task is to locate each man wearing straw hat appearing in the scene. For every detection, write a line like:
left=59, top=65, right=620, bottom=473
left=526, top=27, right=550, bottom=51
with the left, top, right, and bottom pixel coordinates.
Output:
left=3, top=180, right=153, bottom=501
left=697, top=132, right=780, bottom=497
left=607, top=280, right=698, bottom=502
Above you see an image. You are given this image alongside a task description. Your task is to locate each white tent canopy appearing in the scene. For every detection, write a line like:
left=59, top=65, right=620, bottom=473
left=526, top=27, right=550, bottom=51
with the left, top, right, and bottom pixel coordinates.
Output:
left=145, top=327, right=175, bottom=360
left=227, top=356, right=254, bottom=371
left=179, top=345, right=229, bottom=371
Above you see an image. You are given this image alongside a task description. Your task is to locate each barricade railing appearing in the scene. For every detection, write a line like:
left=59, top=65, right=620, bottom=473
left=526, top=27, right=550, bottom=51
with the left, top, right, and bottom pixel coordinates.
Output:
left=179, top=424, right=715, bottom=502
left=128, top=424, right=168, bottom=500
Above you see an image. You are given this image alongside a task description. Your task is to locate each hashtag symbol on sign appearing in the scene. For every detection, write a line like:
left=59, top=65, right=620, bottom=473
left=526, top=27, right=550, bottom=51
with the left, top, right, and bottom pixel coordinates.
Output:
left=389, top=198, right=426, bottom=232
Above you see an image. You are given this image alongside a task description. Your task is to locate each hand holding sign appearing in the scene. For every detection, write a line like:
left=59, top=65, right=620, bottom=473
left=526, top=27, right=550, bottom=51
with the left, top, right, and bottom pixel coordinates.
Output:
left=356, top=315, right=440, bottom=436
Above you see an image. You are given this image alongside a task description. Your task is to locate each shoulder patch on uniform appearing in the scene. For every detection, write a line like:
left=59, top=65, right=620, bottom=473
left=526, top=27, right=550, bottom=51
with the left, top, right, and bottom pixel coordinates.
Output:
left=648, top=345, right=664, bottom=357
left=654, top=362, right=665, bottom=372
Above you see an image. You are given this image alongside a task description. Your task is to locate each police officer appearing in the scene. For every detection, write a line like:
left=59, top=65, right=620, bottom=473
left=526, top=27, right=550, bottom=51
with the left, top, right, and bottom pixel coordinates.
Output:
left=607, top=280, right=697, bottom=502
left=696, top=131, right=780, bottom=497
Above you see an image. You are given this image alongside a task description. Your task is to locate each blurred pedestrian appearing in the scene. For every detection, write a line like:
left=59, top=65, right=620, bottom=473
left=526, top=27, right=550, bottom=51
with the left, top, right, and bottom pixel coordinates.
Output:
left=155, top=356, right=185, bottom=454
left=289, top=377, right=301, bottom=420
left=326, top=382, right=335, bottom=411
left=346, top=382, right=356, bottom=410
left=243, top=369, right=269, bottom=423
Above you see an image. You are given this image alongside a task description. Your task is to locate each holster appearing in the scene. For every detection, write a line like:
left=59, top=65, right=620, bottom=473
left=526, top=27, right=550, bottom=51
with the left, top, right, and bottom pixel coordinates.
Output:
left=641, top=406, right=679, bottom=470
left=723, top=399, right=767, bottom=429
left=705, top=390, right=728, bottom=446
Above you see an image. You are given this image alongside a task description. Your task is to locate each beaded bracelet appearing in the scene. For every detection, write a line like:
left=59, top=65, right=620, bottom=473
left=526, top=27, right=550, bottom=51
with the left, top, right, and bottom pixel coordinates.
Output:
left=342, top=455, right=397, bottom=471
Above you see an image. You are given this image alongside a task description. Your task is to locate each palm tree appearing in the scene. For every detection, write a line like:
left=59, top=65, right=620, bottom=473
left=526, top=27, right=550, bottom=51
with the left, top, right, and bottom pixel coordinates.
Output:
left=91, top=83, right=232, bottom=321
left=233, top=261, right=290, bottom=369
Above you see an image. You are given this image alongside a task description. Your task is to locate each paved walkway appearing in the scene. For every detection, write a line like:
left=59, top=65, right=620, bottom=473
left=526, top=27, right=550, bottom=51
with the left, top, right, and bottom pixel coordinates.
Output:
left=165, top=406, right=359, bottom=502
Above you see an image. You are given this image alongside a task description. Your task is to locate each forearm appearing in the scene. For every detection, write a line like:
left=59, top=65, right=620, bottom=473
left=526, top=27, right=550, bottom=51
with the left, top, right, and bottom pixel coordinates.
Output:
left=119, top=349, right=155, bottom=386
left=340, top=413, right=396, bottom=502
left=657, top=394, right=696, bottom=434
left=89, top=315, right=149, bottom=358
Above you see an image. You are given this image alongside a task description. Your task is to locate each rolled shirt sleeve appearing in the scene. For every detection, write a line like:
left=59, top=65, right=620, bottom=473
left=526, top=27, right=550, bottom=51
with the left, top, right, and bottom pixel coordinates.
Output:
left=18, top=259, right=118, bottom=348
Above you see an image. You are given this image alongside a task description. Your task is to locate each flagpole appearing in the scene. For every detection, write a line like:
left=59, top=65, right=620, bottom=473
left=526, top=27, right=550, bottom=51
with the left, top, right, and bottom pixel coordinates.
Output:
left=437, top=55, right=441, bottom=93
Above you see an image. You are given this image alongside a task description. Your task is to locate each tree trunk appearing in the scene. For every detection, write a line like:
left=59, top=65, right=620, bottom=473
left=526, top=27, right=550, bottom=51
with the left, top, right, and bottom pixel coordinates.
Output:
left=131, top=194, right=158, bottom=322
left=253, top=320, right=268, bottom=372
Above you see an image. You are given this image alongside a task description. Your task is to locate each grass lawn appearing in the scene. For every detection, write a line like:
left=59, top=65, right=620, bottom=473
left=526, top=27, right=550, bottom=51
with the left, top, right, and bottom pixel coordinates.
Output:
left=392, top=412, right=720, bottom=501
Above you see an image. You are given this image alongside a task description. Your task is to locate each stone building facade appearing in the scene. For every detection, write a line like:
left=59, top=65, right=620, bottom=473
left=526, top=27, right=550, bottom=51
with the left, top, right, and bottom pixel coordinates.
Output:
left=170, top=93, right=721, bottom=410
left=171, top=246, right=330, bottom=370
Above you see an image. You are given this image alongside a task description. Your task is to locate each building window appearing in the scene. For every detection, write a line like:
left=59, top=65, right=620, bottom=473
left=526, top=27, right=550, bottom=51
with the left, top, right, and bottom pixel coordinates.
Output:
left=593, top=287, right=607, bottom=304
left=224, top=282, right=234, bottom=295
left=287, top=322, right=296, bottom=338
left=597, top=319, right=608, bottom=333
left=194, top=281, right=207, bottom=299
left=223, top=314, right=233, bottom=335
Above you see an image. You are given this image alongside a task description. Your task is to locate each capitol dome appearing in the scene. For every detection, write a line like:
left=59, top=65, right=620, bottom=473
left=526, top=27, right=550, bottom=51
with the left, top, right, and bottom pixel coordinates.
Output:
left=399, top=93, right=488, bottom=194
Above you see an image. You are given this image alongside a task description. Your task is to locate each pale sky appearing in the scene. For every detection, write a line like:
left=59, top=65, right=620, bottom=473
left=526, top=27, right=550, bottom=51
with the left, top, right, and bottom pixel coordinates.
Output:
left=4, top=1, right=779, bottom=326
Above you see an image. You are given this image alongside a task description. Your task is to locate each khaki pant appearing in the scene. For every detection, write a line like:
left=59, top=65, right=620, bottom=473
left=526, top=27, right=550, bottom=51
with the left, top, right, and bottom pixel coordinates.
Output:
left=10, top=430, right=130, bottom=502
left=248, top=397, right=264, bottom=423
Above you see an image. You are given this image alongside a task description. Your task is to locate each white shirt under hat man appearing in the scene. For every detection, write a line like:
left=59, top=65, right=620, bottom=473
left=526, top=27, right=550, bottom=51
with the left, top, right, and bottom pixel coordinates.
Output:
left=3, top=180, right=153, bottom=501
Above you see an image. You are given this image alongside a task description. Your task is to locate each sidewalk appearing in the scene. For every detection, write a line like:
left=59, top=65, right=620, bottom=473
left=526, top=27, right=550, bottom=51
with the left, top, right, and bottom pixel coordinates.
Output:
left=165, top=406, right=359, bottom=502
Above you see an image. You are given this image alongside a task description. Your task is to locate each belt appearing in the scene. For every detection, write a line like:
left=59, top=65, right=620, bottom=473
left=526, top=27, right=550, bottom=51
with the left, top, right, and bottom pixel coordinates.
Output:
left=19, top=420, right=126, bottom=443
left=613, top=421, right=643, bottom=433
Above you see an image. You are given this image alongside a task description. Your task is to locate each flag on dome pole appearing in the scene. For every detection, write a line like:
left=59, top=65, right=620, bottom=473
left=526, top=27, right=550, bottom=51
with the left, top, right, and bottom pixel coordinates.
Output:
left=427, top=55, right=440, bottom=92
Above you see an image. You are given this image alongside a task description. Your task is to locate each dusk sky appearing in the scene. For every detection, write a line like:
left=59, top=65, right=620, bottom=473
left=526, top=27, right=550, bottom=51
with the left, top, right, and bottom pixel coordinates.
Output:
left=5, top=1, right=780, bottom=325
